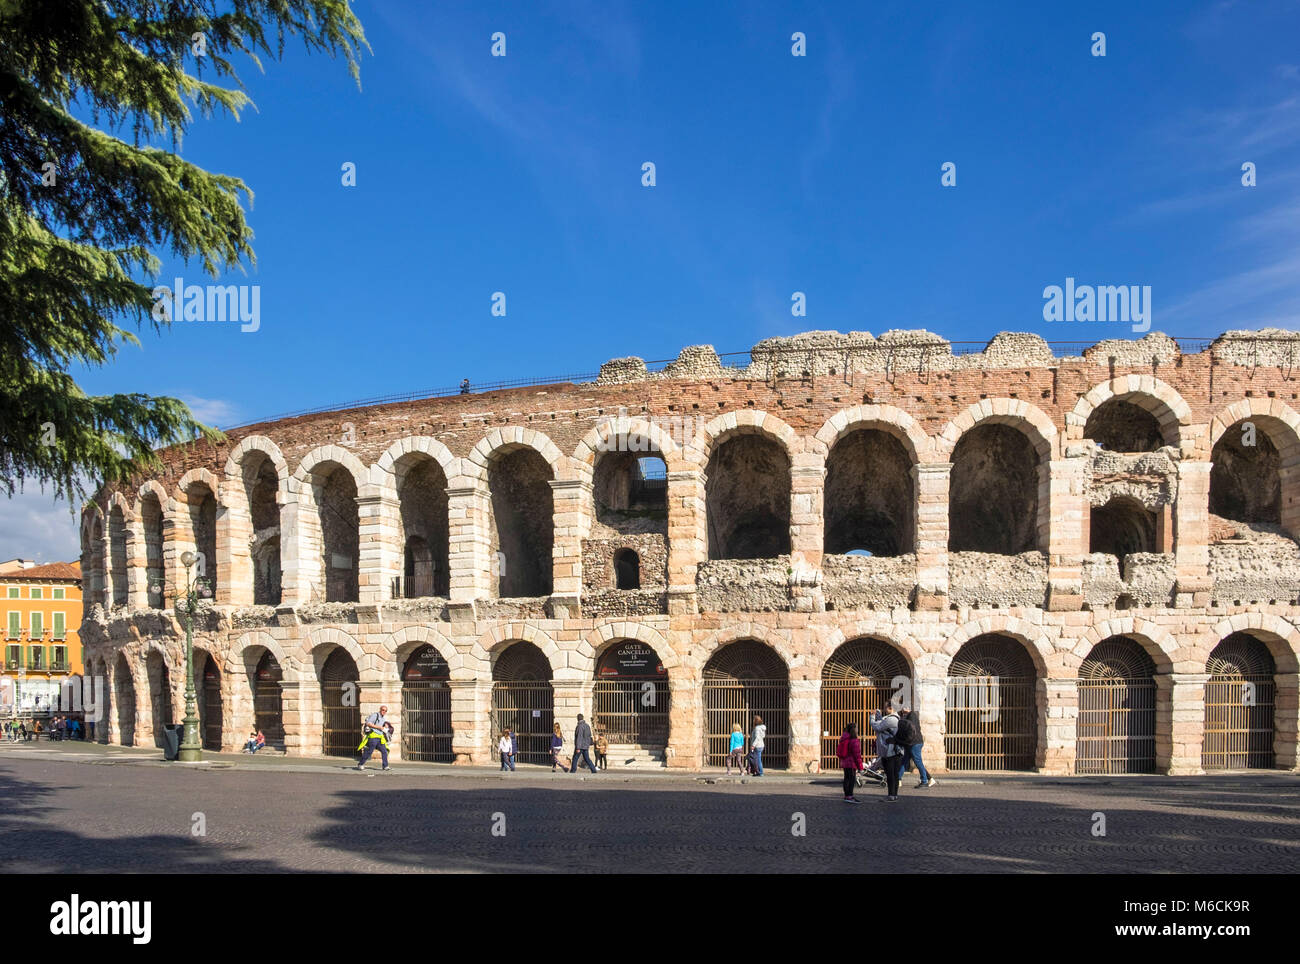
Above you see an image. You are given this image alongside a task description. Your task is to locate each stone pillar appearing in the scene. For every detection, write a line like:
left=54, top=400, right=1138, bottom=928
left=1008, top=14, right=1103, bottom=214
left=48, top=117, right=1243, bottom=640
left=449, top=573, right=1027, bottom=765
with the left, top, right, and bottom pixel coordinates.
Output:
left=285, top=677, right=317, bottom=757
left=279, top=490, right=313, bottom=606
left=449, top=678, right=486, bottom=764
left=1174, top=462, right=1212, bottom=607
left=552, top=679, right=588, bottom=766
left=549, top=479, right=591, bottom=617
left=357, top=487, right=399, bottom=604
left=913, top=463, right=950, bottom=609
left=789, top=461, right=826, bottom=613
left=666, top=469, right=704, bottom=615
left=1157, top=672, right=1209, bottom=774
left=447, top=483, right=491, bottom=604
left=1039, top=677, right=1078, bottom=774
left=666, top=674, right=701, bottom=769
left=913, top=672, right=948, bottom=773
left=125, top=517, right=148, bottom=609
left=219, top=492, right=254, bottom=607
left=161, top=511, right=185, bottom=606
left=1045, top=458, right=1087, bottom=611
left=1273, top=672, right=1299, bottom=770
left=788, top=678, right=821, bottom=773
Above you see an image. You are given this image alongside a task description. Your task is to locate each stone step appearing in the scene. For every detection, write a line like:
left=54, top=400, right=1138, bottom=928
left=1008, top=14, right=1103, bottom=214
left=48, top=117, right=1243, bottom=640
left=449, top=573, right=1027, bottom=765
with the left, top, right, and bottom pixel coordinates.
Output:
left=605, top=744, right=667, bottom=768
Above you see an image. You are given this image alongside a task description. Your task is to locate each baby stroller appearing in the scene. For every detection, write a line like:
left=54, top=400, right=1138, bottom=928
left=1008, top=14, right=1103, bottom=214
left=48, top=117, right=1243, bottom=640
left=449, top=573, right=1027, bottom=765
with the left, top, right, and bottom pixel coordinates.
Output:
left=855, top=753, right=886, bottom=787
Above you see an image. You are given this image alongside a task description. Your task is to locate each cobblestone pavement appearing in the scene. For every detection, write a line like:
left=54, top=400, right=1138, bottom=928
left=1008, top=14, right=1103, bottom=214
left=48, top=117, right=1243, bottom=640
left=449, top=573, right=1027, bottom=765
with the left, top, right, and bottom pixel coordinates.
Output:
left=1, top=746, right=1297, bottom=873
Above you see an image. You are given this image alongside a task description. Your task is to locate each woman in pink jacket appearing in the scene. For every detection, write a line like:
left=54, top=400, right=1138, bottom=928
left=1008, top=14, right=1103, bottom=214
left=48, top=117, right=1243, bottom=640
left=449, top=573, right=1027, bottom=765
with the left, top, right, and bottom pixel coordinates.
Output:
left=836, top=722, right=863, bottom=803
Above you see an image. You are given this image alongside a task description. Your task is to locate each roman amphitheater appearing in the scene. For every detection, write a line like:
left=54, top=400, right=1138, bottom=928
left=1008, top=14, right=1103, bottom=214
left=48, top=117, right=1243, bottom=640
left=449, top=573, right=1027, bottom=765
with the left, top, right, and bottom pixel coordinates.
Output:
left=76, top=328, right=1300, bottom=775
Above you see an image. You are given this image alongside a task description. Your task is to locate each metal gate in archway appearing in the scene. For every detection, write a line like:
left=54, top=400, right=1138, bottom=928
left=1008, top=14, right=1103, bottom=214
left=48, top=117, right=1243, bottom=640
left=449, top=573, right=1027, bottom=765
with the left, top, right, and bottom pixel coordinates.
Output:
left=945, top=635, right=1038, bottom=771
left=198, top=654, right=223, bottom=751
left=491, top=642, right=554, bottom=765
left=401, top=645, right=453, bottom=762
left=1203, top=633, right=1276, bottom=770
left=702, top=641, right=789, bottom=769
left=254, top=651, right=285, bottom=747
left=1075, top=637, right=1156, bottom=774
left=820, top=638, right=910, bottom=771
left=320, top=649, right=361, bottom=757
left=592, top=641, right=669, bottom=747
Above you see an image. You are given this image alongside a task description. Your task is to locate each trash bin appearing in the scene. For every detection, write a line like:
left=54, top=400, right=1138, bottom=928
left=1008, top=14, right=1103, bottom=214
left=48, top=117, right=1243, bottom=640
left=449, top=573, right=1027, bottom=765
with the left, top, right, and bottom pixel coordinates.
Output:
left=162, top=723, right=183, bottom=761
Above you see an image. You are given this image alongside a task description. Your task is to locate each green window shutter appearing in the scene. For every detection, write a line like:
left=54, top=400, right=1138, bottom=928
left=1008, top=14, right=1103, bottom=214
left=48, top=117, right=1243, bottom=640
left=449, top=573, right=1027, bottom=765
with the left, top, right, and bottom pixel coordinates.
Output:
left=6, top=612, right=18, bottom=638
left=53, top=612, right=65, bottom=639
left=30, top=611, right=42, bottom=637
left=30, top=587, right=42, bottom=600
left=5, top=587, right=17, bottom=599
left=53, top=587, right=65, bottom=599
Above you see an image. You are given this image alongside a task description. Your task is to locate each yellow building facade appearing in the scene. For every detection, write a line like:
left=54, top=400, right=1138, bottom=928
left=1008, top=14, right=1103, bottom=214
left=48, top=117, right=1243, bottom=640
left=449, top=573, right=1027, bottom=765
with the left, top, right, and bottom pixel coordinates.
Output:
left=1, top=561, right=83, bottom=718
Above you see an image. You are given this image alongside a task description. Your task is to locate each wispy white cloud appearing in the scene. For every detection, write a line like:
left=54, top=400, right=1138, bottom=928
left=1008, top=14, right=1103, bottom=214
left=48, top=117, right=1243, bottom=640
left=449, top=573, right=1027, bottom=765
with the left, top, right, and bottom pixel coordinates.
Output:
left=0, top=485, right=82, bottom=564
left=180, top=395, right=240, bottom=427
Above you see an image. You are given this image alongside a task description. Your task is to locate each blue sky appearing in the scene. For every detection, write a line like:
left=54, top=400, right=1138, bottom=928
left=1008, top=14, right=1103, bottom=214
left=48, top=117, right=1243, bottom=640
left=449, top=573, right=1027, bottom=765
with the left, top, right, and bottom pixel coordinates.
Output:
left=6, top=0, right=1300, bottom=561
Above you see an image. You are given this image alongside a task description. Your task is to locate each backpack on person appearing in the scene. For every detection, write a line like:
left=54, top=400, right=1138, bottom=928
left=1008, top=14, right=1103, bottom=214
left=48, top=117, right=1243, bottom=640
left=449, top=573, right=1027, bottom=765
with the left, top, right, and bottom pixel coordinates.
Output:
left=894, top=714, right=917, bottom=749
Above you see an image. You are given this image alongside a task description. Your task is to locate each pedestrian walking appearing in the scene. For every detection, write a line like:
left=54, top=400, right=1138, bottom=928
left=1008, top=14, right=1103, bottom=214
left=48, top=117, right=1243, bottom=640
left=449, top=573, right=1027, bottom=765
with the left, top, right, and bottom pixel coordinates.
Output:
left=871, top=703, right=904, bottom=800
left=569, top=714, right=599, bottom=774
left=498, top=729, right=515, bottom=771
left=837, top=722, right=863, bottom=802
left=550, top=723, right=566, bottom=771
left=726, top=722, right=746, bottom=775
left=594, top=732, right=608, bottom=770
left=898, top=708, right=937, bottom=788
left=750, top=715, right=766, bottom=776
left=354, top=704, right=393, bottom=771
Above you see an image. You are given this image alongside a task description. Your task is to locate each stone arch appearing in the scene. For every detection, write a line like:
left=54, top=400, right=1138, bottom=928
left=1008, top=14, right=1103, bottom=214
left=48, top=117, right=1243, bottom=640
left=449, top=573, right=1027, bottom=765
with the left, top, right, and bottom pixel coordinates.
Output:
left=472, top=623, right=563, bottom=679
left=375, top=436, right=458, bottom=492
left=815, top=623, right=926, bottom=674
left=302, top=627, right=374, bottom=680
left=106, top=493, right=133, bottom=609
left=935, top=399, right=1059, bottom=461
left=1207, top=401, right=1300, bottom=534
left=1207, top=613, right=1300, bottom=675
left=1068, top=618, right=1178, bottom=674
left=224, top=435, right=291, bottom=501
left=233, top=630, right=297, bottom=680
left=1208, top=398, right=1300, bottom=460
left=380, top=441, right=454, bottom=600
left=176, top=467, right=222, bottom=503
left=379, top=625, right=461, bottom=680
left=290, top=445, right=370, bottom=494
left=467, top=427, right=567, bottom=482
left=79, top=502, right=105, bottom=606
left=692, top=624, right=800, bottom=678
left=290, top=446, right=367, bottom=604
left=581, top=621, right=679, bottom=674
left=814, top=404, right=931, bottom=464
left=573, top=415, right=684, bottom=481
left=685, top=410, right=800, bottom=467
left=939, top=617, right=1053, bottom=678
left=1067, top=377, right=1192, bottom=449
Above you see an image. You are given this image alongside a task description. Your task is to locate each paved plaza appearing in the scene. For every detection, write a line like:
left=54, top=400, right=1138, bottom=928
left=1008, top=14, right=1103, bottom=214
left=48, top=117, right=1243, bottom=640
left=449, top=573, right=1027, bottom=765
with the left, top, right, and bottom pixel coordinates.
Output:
left=1, top=742, right=1296, bottom=873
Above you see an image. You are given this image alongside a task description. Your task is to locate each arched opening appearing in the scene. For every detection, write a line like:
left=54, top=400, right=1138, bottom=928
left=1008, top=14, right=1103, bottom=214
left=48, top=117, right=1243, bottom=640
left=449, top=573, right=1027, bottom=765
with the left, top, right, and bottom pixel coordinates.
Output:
left=1090, top=496, right=1157, bottom=562
left=819, top=638, right=911, bottom=771
left=613, top=549, right=641, bottom=590
left=592, top=640, right=669, bottom=760
left=1084, top=399, right=1165, bottom=452
left=243, top=452, right=282, bottom=606
left=491, top=641, right=554, bottom=765
left=401, top=644, right=452, bottom=762
left=195, top=651, right=223, bottom=751
left=185, top=482, right=219, bottom=598
left=702, top=640, right=789, bottom=769
left=114, top=653, right=134, bottom=746
left=108, top=505, right=128, bottom=608
left=1075, top=636, right=1156, bottom=774
left=594, top=450, right=668, bottom=527
left=1203, top=632, right=1276, bottom=770
left=140, top=493, right=164, bottom=608
left=706, top=434, right=791, bottom=560
left=945, top=634, right=1038, bottom=771
left=252, top=650, right=284, bottom=748
left=824, top=429, right=915, bottom=556
left=488, top=449, right=554, bottom=597
left=89, top=514, right=105, bottom=606
left=145, top=651, right=173, bottom=747
left=314, top=464, right=359, bottom=603
left=1211, top=422, right=1280, bottom=525
left=319, top=648, right=361, bottom=757
left=396, top=455, right=450, bottom=598
left=949, top=424, right=1040, bottom=554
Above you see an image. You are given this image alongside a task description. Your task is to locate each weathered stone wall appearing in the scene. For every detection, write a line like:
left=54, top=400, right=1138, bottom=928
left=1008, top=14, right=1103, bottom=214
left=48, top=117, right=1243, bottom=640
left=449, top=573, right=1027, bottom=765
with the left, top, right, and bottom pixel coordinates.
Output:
left=822, top=554, right=916, bottom=610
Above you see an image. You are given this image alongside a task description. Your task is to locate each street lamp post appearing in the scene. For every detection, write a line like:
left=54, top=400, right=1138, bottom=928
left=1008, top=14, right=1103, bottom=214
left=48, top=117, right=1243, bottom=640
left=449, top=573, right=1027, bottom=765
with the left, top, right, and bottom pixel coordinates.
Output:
left=151, top=551, right=210, bottom=762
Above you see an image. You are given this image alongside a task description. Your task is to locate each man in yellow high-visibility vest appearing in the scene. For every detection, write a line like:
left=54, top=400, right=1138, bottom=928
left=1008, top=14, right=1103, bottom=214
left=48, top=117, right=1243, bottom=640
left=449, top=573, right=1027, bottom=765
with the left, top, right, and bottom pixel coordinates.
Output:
left=355, top=705, right=392, bottom=771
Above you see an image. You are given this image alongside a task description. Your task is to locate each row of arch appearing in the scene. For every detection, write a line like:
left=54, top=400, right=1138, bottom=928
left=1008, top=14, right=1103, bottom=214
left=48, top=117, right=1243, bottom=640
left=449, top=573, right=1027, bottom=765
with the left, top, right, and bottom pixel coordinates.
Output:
left=79, top=384, right=1300, bottom=608
left=83, top=616, right=1296, bottom=772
